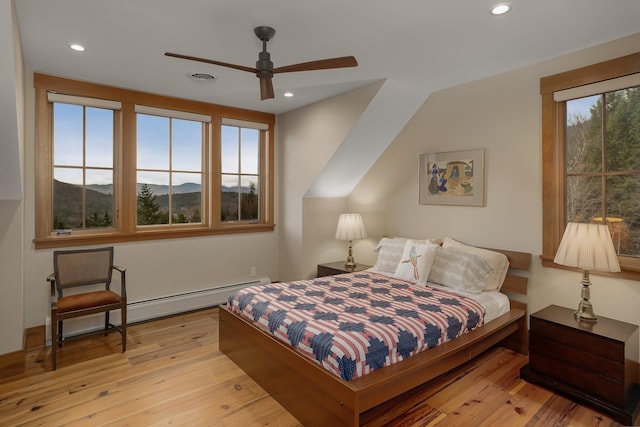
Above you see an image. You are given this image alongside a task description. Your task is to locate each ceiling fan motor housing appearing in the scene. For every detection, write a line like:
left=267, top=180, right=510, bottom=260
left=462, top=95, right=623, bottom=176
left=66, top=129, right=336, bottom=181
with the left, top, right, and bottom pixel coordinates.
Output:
left=256, top=51, right=273, bottom=78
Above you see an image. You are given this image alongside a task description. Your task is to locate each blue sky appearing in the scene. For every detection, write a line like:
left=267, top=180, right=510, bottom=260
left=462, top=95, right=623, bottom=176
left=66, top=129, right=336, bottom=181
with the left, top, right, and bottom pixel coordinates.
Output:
left=53, top=104, right=259, bottom=186
left=566, top=95, right=599, bottom=125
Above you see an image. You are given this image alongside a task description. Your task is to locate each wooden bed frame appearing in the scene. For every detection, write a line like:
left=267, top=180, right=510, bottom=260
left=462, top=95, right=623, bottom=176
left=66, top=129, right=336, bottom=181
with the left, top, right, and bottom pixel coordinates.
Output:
left=219, top=248, right=531, bottom=426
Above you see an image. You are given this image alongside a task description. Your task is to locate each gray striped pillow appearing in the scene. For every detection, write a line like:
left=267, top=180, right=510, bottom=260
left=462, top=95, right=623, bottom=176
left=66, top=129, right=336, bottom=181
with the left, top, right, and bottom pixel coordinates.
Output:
left=427, top=246, right=493, bottom=293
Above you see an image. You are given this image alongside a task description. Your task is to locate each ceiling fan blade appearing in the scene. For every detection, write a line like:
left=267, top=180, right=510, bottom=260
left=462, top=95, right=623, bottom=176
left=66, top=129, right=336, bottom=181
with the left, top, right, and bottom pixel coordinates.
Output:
left=165, top=52, right=257, bottom=74
left=272, top=56, right=358, bottom=74
left=260, top=77, right=275, bottom=100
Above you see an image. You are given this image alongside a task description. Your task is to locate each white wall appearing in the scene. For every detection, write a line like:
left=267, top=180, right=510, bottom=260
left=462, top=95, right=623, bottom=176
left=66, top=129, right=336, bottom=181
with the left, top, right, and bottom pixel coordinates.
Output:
left=0, top=0, right=25, bottom=355
left=277, top=82, right=382, bottom=281
left=0, top=0, right=23, bottom=200
left=348, top=33, right=640, bottom=339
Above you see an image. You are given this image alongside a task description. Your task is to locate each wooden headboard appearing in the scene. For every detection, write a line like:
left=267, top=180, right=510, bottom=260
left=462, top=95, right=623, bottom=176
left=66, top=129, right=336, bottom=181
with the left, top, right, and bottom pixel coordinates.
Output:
left=484, top=247, right=531, bottom=353
left=488, top=247, right=532, bottom=296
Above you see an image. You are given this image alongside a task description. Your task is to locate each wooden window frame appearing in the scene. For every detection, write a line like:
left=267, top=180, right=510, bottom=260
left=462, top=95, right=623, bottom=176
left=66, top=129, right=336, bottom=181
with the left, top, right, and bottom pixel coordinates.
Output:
left=541, top=52, right=640, bottom=280
left=34, top=73, right=275, bottom=249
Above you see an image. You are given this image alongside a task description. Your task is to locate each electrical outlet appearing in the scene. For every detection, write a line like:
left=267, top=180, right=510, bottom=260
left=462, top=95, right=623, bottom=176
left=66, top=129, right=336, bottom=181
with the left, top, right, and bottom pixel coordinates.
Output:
left=250, top=266, right=256, bottom=277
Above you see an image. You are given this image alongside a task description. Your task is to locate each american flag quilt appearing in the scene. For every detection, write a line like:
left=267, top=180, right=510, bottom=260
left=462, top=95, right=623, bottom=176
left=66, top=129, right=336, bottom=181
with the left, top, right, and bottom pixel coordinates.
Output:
left=226, top=271, right=486, bottom=381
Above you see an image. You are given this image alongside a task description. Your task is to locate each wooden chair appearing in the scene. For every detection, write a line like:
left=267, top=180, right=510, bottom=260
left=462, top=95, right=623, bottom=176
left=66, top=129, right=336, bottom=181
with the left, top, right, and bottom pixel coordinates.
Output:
left=47, top=247, right=127, bottom=370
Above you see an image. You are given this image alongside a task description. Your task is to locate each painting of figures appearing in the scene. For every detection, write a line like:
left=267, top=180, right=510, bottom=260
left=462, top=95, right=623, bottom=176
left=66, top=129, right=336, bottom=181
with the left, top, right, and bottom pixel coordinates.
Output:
left=419, top=149, right=484, bottom=206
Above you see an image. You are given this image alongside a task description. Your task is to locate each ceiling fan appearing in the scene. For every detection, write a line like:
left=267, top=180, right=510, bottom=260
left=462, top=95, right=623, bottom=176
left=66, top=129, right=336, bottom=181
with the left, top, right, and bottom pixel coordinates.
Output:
left=165, top=26, right=358, bottom=101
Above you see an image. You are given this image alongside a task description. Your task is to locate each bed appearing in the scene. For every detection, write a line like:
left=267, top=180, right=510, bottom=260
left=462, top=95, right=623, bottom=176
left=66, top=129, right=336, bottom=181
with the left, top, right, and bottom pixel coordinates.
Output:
left=219, top=240, right=531, bottom=426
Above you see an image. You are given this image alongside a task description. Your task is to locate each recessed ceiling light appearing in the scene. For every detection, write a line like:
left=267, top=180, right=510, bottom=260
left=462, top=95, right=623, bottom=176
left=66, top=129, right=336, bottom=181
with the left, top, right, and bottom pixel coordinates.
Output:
left=283, top=92, right=294, bottom=98
left=69, top=43, right=85, bottom=52
left=490, top=3, right=511, bottom=15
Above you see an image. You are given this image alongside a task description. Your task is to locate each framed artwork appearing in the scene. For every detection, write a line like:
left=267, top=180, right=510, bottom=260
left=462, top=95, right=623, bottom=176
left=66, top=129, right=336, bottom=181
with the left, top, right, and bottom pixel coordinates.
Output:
left=419, top=148, right=484, bottom=206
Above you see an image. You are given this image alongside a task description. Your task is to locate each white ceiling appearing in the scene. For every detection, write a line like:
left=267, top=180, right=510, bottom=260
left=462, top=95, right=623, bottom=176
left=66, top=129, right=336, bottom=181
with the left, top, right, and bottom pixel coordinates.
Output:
left=15, top=0, right=640, bottom=116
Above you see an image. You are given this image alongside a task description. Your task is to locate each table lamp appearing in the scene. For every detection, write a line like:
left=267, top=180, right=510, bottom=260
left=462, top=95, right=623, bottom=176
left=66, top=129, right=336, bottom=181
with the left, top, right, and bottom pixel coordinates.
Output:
left=335, top=213, right=367, bottom=268
left=554, top=222, right=621, bottom=322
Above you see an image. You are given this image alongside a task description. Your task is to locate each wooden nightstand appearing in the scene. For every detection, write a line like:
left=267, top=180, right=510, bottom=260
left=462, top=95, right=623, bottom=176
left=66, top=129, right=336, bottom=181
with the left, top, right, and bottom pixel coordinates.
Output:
left=520, top=305, right=640, bottom=425
left=317, top=261, right=371, bottom=278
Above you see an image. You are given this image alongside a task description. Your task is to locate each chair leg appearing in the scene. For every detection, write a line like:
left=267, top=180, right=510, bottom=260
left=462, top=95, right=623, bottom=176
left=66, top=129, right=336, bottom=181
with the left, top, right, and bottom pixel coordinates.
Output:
left=51, top=315, right=57, bottom=371
left=58, top=320, right=63, bottom=347
left=105, top=311, right=110, bottom=336
left=121, top=307, right=127, bottom=352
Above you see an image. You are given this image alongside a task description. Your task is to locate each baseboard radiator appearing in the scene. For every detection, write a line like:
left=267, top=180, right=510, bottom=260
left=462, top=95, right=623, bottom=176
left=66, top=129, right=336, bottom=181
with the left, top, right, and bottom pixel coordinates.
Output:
left=45, top=277, right=270, bottom=345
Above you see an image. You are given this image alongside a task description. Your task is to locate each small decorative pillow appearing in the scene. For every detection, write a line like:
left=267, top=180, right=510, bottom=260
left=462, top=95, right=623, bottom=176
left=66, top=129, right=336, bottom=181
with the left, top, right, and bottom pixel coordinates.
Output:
left=373, top=237, right=408, bottom=273
left=427, top=246, right=493, bottom=293
left=442, top=237, right=509, bottom=291
left=393, top=240, right=438, bottom=285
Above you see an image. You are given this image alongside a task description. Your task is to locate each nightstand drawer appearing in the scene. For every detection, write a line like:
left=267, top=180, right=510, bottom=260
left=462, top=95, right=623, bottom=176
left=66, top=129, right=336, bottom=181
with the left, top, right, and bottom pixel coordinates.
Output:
left=529, top=334, right=624, bottom=382
left=531, top=317, right=625, bottom=361
left=529, top=350, right=625, bottom=405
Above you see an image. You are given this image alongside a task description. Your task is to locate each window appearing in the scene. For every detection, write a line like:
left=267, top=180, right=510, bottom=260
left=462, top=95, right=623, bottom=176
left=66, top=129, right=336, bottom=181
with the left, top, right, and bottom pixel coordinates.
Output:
left=135, top=106, right=209, bottom=226
left=564, top=88, right=640, bottom=257
left=221, top=121, right=265, bottom=223
left=51, top=98, right=117, bottom=231
left=541, top=52, right=640, bottom=279
left=34, top=73, right=275, bottom=249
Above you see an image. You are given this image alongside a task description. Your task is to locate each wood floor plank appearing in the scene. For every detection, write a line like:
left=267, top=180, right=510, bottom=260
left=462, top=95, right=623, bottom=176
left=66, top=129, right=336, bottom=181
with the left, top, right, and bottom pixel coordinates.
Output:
left=0, top=307, right=628, bottom=426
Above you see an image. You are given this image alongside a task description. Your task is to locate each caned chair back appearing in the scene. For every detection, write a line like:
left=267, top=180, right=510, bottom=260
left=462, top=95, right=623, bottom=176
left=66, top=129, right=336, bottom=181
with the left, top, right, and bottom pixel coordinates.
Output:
left=54, top=247, right=114, bottom=294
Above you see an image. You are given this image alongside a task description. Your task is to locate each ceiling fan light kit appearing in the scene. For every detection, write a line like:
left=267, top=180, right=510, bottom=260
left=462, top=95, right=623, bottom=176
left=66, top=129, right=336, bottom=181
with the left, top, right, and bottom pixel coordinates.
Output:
left=165, top=26, right=357, bottom=101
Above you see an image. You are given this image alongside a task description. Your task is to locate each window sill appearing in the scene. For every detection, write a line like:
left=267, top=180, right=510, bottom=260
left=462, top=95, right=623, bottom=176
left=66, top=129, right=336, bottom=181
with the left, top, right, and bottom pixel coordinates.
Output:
left=540, top=254, right=640, bottom=281
left=33, top=224, right=276, bottom=250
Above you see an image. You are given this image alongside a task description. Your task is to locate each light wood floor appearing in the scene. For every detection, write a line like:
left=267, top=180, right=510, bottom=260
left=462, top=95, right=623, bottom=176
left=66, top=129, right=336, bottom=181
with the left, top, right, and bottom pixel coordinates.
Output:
left=0, top=307, right=624, bottom=426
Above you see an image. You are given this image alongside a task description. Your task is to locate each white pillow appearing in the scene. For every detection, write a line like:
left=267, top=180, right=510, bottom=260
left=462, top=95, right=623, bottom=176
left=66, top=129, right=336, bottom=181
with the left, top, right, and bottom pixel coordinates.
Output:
left=393, top=240, right=438, bottom=285
left=373, top=236, right=442, bottom=274
left=393, top=236, right=443, bottom=246
left=372, top=237, right=407, bottom=273
left=427, top=246, right=493, bottom=293
left=442, top=237, right=509, bottom=291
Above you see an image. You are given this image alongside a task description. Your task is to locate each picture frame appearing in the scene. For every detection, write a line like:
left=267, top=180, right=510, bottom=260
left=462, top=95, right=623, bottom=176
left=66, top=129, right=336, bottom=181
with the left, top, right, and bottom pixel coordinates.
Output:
left=419, top=148, right=484, bottom=206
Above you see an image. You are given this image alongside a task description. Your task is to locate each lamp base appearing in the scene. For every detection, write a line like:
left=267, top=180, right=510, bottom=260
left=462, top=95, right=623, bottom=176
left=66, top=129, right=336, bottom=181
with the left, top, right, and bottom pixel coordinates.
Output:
left=575, top=300, right=598, bottom=322
left=574, top=270, right=597, bottom=322
left=344, top=240, right=356, bottom=269
left=344, top=254, right=356, bottom=269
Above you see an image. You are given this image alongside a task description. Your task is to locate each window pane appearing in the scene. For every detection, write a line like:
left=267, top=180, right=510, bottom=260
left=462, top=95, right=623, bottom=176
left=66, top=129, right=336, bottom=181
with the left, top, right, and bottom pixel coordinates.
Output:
left=53, top=103, right=83, bottom=166
left=137, top=172, right=169, bottom=225
left=52, top=102, right=116, bottom=232
left=565, top=175, right=602, bottom=223
left=221, top=125, right=239, bottom=173
left=221, top=174, right=239, bottom=221
left=85, top=169, right=114, bottom=228
left=240, top=176, right=259, bottom=221
left=172, top=119, right=202, bottom=172
left=241, top=128, right=259, bottom=174
left=137, top=114, right=169, bottom=170
left=172, top=172, right=202, bottom=223
left=605, top=87, right=640, bottom=172
left=53, top=168, right=83, bottom=229
left=566, top=95, right=602, bottom=174
left=606, top=175, right=640, bottom=257
left=86, top=107, right=114, bottom=168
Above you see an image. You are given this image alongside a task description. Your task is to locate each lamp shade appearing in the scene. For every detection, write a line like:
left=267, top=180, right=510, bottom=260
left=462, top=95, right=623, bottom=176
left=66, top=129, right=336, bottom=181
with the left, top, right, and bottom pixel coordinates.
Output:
left=335, top=213, right=367, bottom=241
left=554, top=222, right=621, bottom=272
